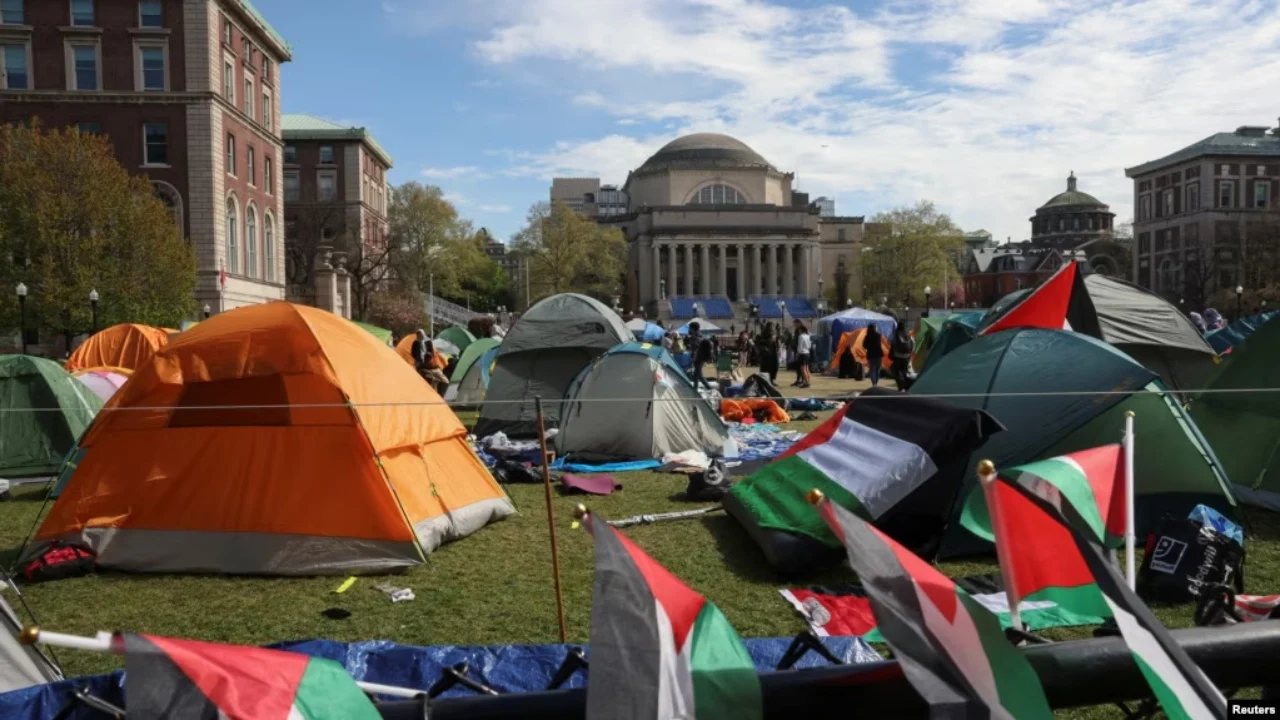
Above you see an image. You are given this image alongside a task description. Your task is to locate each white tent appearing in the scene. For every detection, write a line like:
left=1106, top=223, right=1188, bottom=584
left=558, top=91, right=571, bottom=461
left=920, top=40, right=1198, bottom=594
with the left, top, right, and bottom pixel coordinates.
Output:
left=676, top=317, right=725, bottom=335
left=0, top=579, right=61, bottom=693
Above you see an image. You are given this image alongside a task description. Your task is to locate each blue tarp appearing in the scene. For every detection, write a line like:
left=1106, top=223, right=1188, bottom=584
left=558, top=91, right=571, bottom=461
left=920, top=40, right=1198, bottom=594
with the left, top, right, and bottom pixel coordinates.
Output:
left=817, top=308, right=896, bottom=360
left=0, top=636, right=880, bottom=718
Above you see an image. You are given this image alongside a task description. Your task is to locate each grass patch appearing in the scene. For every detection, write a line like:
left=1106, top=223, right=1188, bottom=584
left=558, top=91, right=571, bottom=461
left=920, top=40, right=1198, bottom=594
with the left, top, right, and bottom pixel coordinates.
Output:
left=1, top=369, right=1274, bottom=720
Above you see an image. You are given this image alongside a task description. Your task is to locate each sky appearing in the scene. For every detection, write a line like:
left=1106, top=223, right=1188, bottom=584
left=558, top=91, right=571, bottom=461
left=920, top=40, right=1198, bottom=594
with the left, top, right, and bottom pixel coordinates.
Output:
left=255, top=0, right=1280, bottom=244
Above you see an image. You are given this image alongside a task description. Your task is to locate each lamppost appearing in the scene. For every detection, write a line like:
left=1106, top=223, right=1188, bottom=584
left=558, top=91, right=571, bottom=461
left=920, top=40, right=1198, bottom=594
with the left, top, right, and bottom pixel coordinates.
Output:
left=924, top=285, right=932, bottom=312
left=203, top=303, right=211, bottom=319
left=89, top=288, right=99, bottom=333
left=15, top=283, right=27, bottom=355
left=659, top=278, right=667, bottom=301
left=817, top=277, right=824, bottom=303
left=1236, top=285, right=1244, bottom=320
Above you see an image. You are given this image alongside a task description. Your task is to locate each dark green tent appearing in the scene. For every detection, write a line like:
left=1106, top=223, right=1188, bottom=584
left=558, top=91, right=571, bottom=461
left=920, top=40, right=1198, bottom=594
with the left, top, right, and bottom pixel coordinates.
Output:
left=0, top=355, right=102, bottom=478
left=436, top=326, right=477, bottom=355
left=909, top=329, right=1236, bottom=557
left=1191, top=315, right=1280, bottom=510
left=919, top=313, right=983, bottom=374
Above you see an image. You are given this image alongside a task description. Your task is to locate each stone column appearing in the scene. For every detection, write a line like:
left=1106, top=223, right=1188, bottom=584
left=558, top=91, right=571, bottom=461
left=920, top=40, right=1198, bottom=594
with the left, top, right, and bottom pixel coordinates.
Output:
left=700, top=243, right=710, bottom=295
left=783, top=243, right=794, bottom=295
left=666, top=243, right=677, bottom=300
left=751, top=243, right=763, bottom=297
left=766, top=243, right=778, bottom=295
left=801, top=244, right=814, bottom=296
left=717, top=245, right=728, bottom=297
left=680, top=243, right=692, bottom=295
left=650, top=241, right=661, bottom=303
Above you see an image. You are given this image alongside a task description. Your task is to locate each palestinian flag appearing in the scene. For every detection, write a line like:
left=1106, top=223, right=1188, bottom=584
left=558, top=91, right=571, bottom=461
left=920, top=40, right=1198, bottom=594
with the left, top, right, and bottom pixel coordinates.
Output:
left=979, top=260, right=1101, bottom=338
left=815, top=497, right=1053, bottom=719
left=959, top=445, right=1126, bottom=621
left=123, top=634, right=380, bottom=719
left=729, top=387, right=1000, bottom=548
left=991, top=471, right=1228, bottom=719
left=583, top=511, right=762, bottom=720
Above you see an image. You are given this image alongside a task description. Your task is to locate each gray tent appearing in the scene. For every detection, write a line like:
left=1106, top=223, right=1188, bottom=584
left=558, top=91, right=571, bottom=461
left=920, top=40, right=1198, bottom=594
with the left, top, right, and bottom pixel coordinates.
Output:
left=0, top=578, right=61, bottom=693
left=1083, top=274, right=1218, bottom=393
left=557, top=343, right=729, bottom=460
left=474, top=294, right=631, bottom=438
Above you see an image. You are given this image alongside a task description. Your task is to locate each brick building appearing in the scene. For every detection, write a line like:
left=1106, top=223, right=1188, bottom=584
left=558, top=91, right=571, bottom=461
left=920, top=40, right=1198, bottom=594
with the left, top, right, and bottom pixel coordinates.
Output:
left=280, top=114, right=392, bottom=317
left=0, top=0, right=291, bottom=316
left=961, top=245, right=1086, bottom=308
left=1125, top=122, right=1280, bottom=302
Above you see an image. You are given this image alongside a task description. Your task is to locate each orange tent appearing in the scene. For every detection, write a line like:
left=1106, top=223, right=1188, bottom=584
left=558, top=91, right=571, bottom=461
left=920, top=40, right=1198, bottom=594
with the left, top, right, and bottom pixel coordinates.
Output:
left=833, top=328, right=892, bottom=371
left=28, top=303, right=514, bottom=575
left=66, top=323, right=170, bottom=372
left=396, top=334, right=448, bottom=369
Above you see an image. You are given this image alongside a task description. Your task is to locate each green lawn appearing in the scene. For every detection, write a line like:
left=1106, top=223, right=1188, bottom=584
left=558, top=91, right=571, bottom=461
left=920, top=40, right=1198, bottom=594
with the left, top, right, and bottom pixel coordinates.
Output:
left=1, top=369, right=1275, bottom=718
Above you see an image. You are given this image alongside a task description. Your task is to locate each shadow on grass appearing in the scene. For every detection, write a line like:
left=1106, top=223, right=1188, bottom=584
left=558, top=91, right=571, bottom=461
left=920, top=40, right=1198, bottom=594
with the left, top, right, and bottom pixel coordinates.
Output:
left=701, top=512, right=853, bottom=588
left=1243, top=507, right=1280, bottom=543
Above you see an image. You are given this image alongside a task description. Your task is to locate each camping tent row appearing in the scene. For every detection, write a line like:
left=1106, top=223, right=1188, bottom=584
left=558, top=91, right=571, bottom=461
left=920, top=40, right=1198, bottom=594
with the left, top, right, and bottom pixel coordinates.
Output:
left=29, top=302, right=514, bottom=575
left=1206, top=310, right=1279, bottom=353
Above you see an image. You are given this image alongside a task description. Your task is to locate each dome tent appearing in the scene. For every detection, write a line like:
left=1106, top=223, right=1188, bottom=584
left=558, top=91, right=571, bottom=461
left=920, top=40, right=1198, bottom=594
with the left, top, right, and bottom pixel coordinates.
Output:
left=70, top=366, right=131, bottom=403
left=557, top=342, right=728, bottom=461
left=475, top=294, right=630, bottom=438
left=0, top=356, right=101, bottom=478
left=66, top=323, right=170, bottom=372
left=436, top=326, right=477, bottom=354
left=28, top=302, right=514, bottom=575
left=444, top=337, right=501, bottom=406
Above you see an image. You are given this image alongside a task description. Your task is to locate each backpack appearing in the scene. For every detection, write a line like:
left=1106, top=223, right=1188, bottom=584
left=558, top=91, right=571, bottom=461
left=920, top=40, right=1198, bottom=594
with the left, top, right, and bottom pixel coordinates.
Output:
left=23, top=541, right=95, bottom=583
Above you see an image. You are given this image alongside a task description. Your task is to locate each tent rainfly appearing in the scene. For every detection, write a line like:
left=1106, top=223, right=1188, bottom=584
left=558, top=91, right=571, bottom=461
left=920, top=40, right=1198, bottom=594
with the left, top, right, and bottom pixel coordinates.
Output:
left=437, top=326, right=477, bottom=355
left=0, top=355, right=102, bottom=479
left=66, top=324, right=170, bottom=372
left=444, top=337, right=501, bottom=405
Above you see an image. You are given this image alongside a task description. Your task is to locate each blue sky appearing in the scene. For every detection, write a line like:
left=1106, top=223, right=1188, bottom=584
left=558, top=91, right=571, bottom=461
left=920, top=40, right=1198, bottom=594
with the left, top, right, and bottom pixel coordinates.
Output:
left=255, top=0, right=1280, bottom=243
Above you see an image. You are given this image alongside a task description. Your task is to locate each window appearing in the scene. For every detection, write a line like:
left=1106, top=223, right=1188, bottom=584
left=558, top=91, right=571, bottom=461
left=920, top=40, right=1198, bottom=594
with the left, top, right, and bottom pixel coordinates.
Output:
left=837, top=228, right=846, bottom=242
left=1140, top=194, right=1152, bottom=220
left=1218, top=181, right=1235, bottom=209
left=1, top=0, right=21, bottom=24
left=246, top=147, right=255, bottom=185
left=264, top=157, right=272, bottom=193
left=76, top=121, right=101, bottom=134
left=1072, top=217, right=1080, bottom=230
left=222, top=60, right=233, bottom=102
left=243, top=38, right=254, bottom=65
left=70, top=44, right=98, bottom=90
left=318, top=170, right=336, bottom=201
left=262, top=58, right=271, bottom=83
left=284, top=144, right=296, bottom=163
left=139, top=45, right=165, bottom=90
left=319, top=145, right=334, bottom=164
left=245, top=207, right=257, bottom=279
left=225, top=198, right=238, bottom=274
left=223, top=17, right=232, bottom=46
left=688, top=184, right=743, bottom=204
left=225, top=134, right=236, bottom=176
left=244, top=78, right=253, bottom=118
left=1, top=43, right=28, bottom=89
left=284, top=170, right=299, bottom=201
left=71, top=0, right=94, bottom=26
left=138, top=0, right=161, bottom=27
left=1256, top=181, right=1271, bottom=209
left=261, top=91, right=271, bottom=129
left=1057, top=218, right=1065, bottom=231
left=143, top=122, right=167, bottom=165
left=1186, top=183, right=1199, bottom=212
left=264, top=215, right=275, bottom=282
left=1163, top=189, right=1174, bottom=216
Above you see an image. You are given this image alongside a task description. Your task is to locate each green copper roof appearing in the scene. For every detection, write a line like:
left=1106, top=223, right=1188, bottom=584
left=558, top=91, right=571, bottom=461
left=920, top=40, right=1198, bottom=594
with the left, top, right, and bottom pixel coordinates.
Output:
left=281, top=114, right=394, bottom=167
left=234, top=0, right=291, bottom=59
left=1126, top=129, right=1280, bottom=177
left=1040, top=189, right=1106, bottom=209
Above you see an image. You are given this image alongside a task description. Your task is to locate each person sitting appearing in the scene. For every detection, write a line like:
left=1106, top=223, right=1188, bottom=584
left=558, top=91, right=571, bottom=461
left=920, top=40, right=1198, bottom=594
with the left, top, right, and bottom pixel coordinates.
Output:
left=412, top=329, right=450, bottom=395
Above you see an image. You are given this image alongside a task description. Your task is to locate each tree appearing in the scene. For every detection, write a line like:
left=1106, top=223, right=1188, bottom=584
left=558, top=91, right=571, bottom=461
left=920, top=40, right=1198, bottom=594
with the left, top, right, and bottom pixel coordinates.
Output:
left=386, top=182, right=478, bottom=299
left=509, top=201, right=626, bottom=307
left=0, top=124, right=196, bottom=346
left=863, top=201, right=962, bottom=305
left=365, top=290, right=426, bottom=336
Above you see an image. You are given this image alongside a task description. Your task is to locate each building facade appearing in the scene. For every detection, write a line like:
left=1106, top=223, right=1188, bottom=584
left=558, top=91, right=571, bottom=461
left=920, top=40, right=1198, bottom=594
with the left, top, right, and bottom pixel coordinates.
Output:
left=1029, top=172, right=1116, bottom=250
left=280, top=114, right=392, bottom=317
left=0, top=0, right=291, bottom=315
left=1125, top=122, right=1280, bottom=301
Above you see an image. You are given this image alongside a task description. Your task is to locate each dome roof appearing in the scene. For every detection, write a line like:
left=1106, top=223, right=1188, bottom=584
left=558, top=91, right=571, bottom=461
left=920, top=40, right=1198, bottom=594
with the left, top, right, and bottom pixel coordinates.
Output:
left=636, top=133, right=775, bottom=173
left=1039, top=172, right=1108, bottom=210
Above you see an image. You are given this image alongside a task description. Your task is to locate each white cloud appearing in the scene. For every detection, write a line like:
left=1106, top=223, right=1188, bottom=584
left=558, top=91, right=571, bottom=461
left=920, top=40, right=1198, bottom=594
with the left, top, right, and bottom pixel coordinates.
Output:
left=468, top=0, right=1280, bottom=243
left=477, top=203, right=513, bottom=214
left=421, top=165, right=488, bottom=180
left=443, top=191, right=512, bottom=215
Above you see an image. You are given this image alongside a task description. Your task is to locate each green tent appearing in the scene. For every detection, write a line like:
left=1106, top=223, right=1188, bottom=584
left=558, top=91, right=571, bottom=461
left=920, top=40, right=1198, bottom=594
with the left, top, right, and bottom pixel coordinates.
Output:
left=1191, top=315, right=1280, bottom=510
left=910, top=329, right=1236, bottom=558
left=914, top=311, right=984, bottom=371
left=436, top=326, right=476, bottom=355
left=918, top=313, right=983, bottom=374
left=0, top=355, right=102, bottom=478
left=449, top=337, right=500, bottom=385
left=353, top=321, right=393, bottom=346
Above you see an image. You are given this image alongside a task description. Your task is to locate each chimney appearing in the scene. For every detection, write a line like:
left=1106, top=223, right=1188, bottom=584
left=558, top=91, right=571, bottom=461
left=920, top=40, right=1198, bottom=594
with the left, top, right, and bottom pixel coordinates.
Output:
left=1067, top=171, right=1077, bottom=192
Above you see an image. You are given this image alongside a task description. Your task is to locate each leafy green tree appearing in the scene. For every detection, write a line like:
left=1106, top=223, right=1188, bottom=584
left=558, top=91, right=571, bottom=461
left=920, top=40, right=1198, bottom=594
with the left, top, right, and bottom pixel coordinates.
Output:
left=864, top=200, right=962, bottom=305
left=510, top=201, right=625, bottom=307
left=0, top=124, right=196, bottom=347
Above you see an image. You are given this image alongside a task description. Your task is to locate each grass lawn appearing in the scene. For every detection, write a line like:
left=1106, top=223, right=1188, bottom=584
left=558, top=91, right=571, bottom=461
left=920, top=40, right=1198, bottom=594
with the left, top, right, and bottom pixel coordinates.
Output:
left=1, top=367, right=1275, bottom=718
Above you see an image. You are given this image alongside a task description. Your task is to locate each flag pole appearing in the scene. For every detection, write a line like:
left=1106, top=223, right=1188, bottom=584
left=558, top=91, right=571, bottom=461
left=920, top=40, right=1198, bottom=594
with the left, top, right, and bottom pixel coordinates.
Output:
left=18, top=627, right=424, bottom=699
left=535, top=395, right=569, bottom=643
left=1124, top=410, right=1136, bottom=591
left=977, top=459, right=1022, bottom=632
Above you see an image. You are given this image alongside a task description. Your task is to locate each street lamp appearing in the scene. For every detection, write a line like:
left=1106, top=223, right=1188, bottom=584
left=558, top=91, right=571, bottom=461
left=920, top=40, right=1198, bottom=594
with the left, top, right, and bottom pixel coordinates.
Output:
left=202, top=303, right=211, bottom=319
left=1236, top=285, right=1244, bottom=320
left=89, top=288, right=99, bottom=333
left=15, top=283, right=27, bottom=355
left=817, top=277, right=824, bottom=301
left=924, top=285, right=932, bottom=311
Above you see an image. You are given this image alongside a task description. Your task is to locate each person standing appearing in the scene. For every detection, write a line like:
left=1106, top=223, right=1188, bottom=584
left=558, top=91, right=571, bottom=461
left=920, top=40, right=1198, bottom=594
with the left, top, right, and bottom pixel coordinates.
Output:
left=889, top=322, right=914, bottom=391
left=793, top=321, right=813, bottom=389
left=756, top=326, right=779, bottom=383
left=862, top=324, right=884, bottom=387
left=736, top=330, right=750, bottom=368
left=687, top=322, right=712, bottom=390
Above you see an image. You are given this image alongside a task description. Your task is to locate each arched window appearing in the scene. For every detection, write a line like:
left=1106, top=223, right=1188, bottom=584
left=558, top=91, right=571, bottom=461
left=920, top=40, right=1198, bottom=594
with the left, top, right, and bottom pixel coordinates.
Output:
left=264, top=212, right=275, bottom=283
left=1158, top=258, right=1173, bottom=293
left=1073, top=217, right=1080, bottom=230
left=1057, top=218, right=1065, bottom=231
left=152, top=181, right=184, bottom=243
left=245, top=205, right=258, bottom=279
left=688, top=184, right=745, bottom=205
left=225, top=196, right=239, bottom=274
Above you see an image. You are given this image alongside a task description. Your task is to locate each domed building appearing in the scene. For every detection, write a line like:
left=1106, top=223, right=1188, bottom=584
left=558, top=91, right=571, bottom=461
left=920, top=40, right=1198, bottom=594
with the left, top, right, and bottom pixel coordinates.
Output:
left=550, top=133, right=873, bottom=319
left=1030, top=172, right=1117, bottom=252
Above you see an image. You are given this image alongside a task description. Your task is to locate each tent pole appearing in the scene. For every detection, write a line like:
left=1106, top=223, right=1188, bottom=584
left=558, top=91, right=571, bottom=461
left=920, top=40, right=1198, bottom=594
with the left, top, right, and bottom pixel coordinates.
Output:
left=535, top=396, right=569, bottom=643
left=977, top=460, right=1022, bottom=632
left=1124, top=411, right=1136, bottom=590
